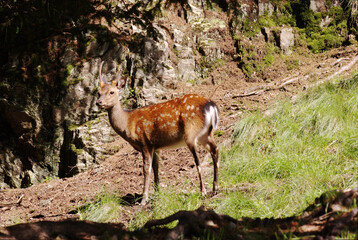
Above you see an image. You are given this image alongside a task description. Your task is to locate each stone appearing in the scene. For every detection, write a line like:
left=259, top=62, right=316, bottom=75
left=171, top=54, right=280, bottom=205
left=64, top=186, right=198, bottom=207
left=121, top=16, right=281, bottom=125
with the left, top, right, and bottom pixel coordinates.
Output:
left=177, top=58, right=196, bottom=82
left=258, top=0, right=275, bottom=16
left=310, top=0, right=326, bottom=12
left=279, top=28, right=294, bottom=55
left=262, top=27, right=274, bottom=42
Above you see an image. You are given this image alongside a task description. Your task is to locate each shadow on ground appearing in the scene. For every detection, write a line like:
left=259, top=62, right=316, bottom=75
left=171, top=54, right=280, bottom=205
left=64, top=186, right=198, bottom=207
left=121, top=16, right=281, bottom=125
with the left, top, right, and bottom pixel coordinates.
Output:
left=1, top=188, right=357, bottom=240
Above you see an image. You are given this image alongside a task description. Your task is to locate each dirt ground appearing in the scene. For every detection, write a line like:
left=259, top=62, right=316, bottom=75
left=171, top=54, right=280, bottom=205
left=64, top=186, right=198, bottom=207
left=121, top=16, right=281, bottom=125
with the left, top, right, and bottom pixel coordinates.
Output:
left=0, top=45, right=357, bottom=239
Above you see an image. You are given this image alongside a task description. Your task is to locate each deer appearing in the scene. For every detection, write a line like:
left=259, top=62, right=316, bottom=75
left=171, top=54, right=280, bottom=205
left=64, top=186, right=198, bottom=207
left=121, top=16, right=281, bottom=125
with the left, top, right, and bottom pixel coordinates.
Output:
left=96, top=61, right=219, bottom=205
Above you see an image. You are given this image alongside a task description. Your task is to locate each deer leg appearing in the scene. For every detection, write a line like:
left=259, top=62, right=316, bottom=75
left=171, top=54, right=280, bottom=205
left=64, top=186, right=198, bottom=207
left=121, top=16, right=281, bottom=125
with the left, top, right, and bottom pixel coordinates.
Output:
left=141, top=148, right=153, bottom=205
left=206, top=137, right=219, bottom=192
left=188, top=144, right=207, bottom=196
left=153, top=151, right=160, bottom=191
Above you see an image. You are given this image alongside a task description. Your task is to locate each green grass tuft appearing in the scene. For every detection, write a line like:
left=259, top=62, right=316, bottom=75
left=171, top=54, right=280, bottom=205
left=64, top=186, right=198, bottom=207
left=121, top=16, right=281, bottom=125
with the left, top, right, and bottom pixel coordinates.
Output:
left=78, top=193, right=124, bottom=223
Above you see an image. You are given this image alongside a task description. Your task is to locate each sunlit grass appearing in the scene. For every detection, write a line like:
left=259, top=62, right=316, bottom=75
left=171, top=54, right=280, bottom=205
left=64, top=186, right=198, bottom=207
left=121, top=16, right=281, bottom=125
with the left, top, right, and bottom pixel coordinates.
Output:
left=217, top=74, right=358, bottom=219
left=128, top=188, right=204, bottom=230
left=78, top=193, right=124, bottom=223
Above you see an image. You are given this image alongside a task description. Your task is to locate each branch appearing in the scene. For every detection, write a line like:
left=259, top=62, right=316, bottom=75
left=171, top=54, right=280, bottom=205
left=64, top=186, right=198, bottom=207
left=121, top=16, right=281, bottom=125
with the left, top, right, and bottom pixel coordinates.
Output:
left=305, top=55, right=358, bottom=89
left=233, top=73, right=305, bottom=98
left=233, top=55, right=358, bottom=98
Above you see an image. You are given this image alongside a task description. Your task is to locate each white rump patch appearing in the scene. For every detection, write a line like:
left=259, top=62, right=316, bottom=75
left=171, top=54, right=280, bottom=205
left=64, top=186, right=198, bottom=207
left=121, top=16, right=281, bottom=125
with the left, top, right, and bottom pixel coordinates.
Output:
left=195, top=104, right=219, bottom=145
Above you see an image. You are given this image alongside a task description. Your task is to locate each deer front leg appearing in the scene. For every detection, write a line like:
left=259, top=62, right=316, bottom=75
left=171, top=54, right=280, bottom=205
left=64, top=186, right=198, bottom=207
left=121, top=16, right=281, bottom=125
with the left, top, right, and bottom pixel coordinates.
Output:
left=153, top=151, right=160, bottom=191
left=141, top=148, right=153, bottom=205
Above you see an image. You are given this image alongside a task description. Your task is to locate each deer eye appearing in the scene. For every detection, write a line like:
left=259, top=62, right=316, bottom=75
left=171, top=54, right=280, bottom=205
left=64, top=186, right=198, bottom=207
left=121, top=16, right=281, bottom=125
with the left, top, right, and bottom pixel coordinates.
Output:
left=109, top=91, right=115, bottom=95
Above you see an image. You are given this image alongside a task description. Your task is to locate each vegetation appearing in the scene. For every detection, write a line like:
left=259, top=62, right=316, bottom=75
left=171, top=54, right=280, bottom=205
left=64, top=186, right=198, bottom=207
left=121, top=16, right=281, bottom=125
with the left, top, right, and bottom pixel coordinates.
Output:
left=237, top=43, right=278, bottom=79
left=233, top=0, right=355, bottom=78
left=218, top=74, right=358, bottom=218
left=78, top=193, right=125, bottom=223
left=79, top=73, right=358, bottom=233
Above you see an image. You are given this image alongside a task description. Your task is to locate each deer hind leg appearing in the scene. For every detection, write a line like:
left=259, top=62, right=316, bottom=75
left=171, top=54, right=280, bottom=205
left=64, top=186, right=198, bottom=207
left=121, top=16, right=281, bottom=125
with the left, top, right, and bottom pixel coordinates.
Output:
left=141, top=147, right=154, bottom=205
left=187, top=142, right=207, bottom=196
left=153, top=151, right=160, bottom=191
left=205, top=135, right=219, bottom=192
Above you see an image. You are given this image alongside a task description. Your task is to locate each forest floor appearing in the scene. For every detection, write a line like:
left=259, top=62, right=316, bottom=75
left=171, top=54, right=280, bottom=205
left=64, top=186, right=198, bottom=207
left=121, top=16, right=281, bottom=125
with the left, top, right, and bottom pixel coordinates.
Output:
left=0, top=45, right=358, bottom=239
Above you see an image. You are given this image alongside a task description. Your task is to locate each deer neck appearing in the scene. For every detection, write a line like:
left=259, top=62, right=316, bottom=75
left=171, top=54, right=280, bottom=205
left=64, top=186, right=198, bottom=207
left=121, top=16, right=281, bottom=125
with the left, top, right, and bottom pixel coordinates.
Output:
left=107, top=103, right=130, bottom=138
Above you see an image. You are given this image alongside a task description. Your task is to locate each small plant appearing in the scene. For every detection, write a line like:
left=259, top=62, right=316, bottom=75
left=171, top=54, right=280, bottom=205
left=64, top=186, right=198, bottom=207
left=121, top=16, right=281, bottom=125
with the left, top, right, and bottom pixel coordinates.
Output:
left=41, top=176, right=59, bottom=183
left=78, top=193, right=124, bottom=223
left=214, top=130, right=224, bottom=137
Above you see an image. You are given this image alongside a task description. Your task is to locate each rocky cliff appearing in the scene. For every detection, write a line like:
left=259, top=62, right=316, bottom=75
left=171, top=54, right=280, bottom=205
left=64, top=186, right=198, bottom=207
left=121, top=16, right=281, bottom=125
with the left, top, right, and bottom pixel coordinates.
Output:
left=0, top=0, right=356, bottom=188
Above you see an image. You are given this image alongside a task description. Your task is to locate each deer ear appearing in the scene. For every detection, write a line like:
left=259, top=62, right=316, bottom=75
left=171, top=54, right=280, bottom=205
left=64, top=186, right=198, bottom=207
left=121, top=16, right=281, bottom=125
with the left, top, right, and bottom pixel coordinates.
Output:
left=114, top=72, right=126, bottom=89
left=111, top=80, right=118, bottom=87
left=118, top=78, right=126, bottom=89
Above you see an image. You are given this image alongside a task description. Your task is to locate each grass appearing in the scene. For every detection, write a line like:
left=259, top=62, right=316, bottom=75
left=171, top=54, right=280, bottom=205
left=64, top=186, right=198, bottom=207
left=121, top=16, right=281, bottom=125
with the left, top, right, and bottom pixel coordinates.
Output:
left=216, top=74, right=358, bottom=219
left=128, top=189, right=204, bottom=230
left=78, top=73, right=358, bottom=234
left=78, top=193, right=125, bottom=223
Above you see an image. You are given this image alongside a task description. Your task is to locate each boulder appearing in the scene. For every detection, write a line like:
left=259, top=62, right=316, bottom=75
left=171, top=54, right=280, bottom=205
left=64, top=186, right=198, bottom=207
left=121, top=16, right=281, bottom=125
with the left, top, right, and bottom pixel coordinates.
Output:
left=310, top=0, right=326, bottom=12
left=279, top=28, right=294, bottom=55
left=258, top=0, right=275, bottom=16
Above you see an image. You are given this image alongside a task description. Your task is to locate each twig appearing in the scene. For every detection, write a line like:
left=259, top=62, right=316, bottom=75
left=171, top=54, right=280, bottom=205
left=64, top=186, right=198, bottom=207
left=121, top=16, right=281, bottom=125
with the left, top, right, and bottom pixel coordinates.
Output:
left=331, top=57, right=349, bottom=66
left=233, top=74, right=306, bottom=98
left=209, top=85, right=220, bottom=99
left=0, top=194, right=24, bottom=208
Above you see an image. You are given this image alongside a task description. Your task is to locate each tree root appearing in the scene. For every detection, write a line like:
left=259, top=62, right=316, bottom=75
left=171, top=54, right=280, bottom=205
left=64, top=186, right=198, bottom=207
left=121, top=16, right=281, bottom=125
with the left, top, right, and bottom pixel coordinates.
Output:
left=145, top=205, right=239, bottom=240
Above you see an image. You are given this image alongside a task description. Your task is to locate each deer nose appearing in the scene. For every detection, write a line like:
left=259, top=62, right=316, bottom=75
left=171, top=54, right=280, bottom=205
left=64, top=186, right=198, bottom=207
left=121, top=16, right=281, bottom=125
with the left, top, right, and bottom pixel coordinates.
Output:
left=96, top=100, right=102, bottom=106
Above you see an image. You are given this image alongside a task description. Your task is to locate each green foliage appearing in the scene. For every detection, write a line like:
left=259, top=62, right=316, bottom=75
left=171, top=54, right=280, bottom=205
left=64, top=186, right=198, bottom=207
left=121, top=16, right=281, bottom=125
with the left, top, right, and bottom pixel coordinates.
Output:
left=199, top=56, right=226, bottom=79
left=289, top=2, right=348, bottom=52
left=41, top=176, right=59, bottom=183
left=308, top=31, right=345, bottom=53
left=238, top=43, right=277, bottom=79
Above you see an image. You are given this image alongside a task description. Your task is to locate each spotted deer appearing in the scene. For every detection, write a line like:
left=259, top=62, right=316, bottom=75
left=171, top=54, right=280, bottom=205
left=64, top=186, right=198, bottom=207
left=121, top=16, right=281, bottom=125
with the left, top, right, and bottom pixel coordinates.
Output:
left=96, top=62, right=219, bottom=204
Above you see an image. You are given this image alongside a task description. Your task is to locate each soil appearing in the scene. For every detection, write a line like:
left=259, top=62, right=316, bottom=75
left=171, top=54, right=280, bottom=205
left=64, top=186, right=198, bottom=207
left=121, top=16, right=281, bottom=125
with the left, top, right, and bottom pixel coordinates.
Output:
left=0, top=45, right=357, bottom=239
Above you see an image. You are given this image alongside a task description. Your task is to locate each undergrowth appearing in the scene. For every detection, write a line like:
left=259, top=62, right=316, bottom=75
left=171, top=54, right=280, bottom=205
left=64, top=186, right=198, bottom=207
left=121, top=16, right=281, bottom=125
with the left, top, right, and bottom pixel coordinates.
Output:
left=79, top=73, right=358, bottom=231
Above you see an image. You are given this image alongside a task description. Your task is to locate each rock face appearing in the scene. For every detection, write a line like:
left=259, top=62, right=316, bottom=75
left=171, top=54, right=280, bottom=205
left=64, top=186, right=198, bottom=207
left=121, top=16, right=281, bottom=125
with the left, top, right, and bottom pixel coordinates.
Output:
left=0, top=0, right=234, bottom=188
